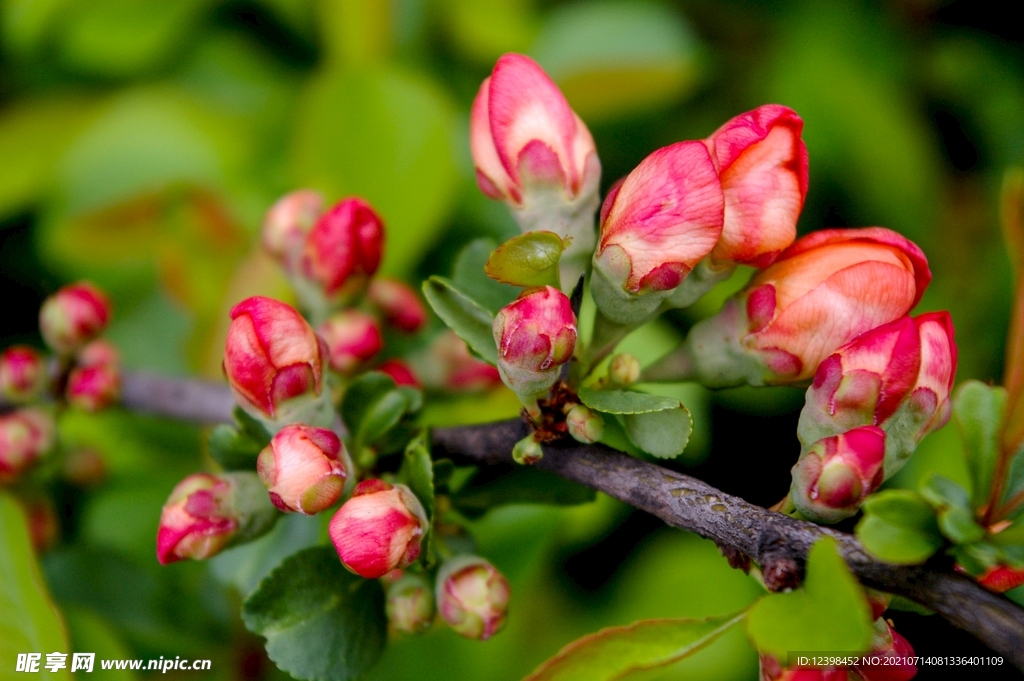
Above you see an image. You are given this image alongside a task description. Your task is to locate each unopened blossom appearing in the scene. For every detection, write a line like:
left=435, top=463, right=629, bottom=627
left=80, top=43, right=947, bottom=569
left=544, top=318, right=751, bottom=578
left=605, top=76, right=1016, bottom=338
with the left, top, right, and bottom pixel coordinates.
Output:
left=257, top=424, right=351, bottom=515
left=0, top=346, right=47, bottom=403
left=378, top=359, right=421, bottom=388
left=318, top=310, right=383, bottom=375
left=66, top=364, right=120, bottom=412
left=0, top=409, right=55, bottom=485
left=436, top=555, right=510, bottom=640
left=411, top=331, right=502, bottom=393
left=39, top=282, right=111, bottom=354
left=262, top=189, right=324, bottom=265
left=565, top=404, right=603, bottom=444
left=368, top=278, right=428, bottom=333
left=790, top=426, right=886, bottom=523
left=386, top=572, right=435, bottom=634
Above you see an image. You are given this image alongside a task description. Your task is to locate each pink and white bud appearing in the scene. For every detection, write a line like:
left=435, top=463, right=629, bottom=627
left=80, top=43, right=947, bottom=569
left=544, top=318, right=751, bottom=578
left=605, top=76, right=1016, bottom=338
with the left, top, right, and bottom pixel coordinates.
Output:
left=493, top=286, right=577, bottom=404
left=368, top=278, right=428, bottom=333
left=566, top=404, right=604, bottom=444
left=799, top=313, right=956, bottom=479
left=156, top=471, right=277, bottom=564
left=317, top=310, right=384, bottom=375
left=257, top=425, right=351, bottom=515
left=66, top=364, right=120, bottom=412
left=471, top=53, right=601, bottom=284
left=386, top=572, right=436, bottom=634
left=378, top=359, right=421, bottom=388
left=329, top=479, right=427, bottom=579
left=411, top=331, right=502, bottom=393
left=39, top=282, right=111, bottom=355
left=262, top=189, right=324, bottom=264
left=646, top=228, right=931, bottom=387
left=791, top=426, right=886, bottom=523
left=0, top=346, right=47, bottom=403
left=436, top=555, right=511, bottom=640
left=0, top=408, right=55, bottom=485
left=591, top=141, right=725, bottom=324
left=224, top=296, right=332, bottom=429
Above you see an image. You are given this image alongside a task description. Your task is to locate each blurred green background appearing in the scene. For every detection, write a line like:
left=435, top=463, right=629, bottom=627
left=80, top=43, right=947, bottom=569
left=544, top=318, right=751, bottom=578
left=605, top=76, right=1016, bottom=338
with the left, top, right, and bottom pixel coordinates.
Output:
left=2, top=0, right=1023, bottom=679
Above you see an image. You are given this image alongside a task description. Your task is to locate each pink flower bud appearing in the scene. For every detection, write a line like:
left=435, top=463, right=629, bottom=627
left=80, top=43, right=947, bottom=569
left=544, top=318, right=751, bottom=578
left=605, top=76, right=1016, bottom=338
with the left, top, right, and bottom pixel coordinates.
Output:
left=493, top=286, right=576, bottom=403
left=411, top=331, right=502, bottom=393
left=262, top=190, right=324, bottom=264
left=857, top=624, right=916, bottom=681
left=378, top=359, right=421, bottom=388
left=39, top=282, right=111, bottom=354
left=329, top=479, right=427, bottom=579
left=705, top=105, right=808, bottom=268
left=386, top=573, right=435, bottom=634
left=591, top=141, right=724, bottom=324
left=368, top=278, right=428, bottom=333
left=0, top=346, right=47, bottom=403
left=791, top=426, right=886, bottom=523
left=436, top=555, right=510, bottom=640
left=156, top=472, right=276, bottom=564
left=77, top=339, right=120, bottom=368
left=224, top=296, right=329, bottom=424
left=257, top=424, right=350, bottom=515
left=0, top=408, right=55, bottom=485
left=66, top=364, right=120, bottom=412
left=317, top=311, right=383, bottom=375
left=299, top=198, right=384, bottom=306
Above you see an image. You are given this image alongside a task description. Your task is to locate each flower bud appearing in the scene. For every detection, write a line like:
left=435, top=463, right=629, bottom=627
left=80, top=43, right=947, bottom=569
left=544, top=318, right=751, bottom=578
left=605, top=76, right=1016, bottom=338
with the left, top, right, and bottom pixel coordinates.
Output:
left=608, top=353, right=641, bottom=387
left=379, top=359, right=421, bottom=387
left=77, top=339, right=120, bottom=368
left=156, top=471, right=277, bottom=564
left=262, top=189, right=324, bottom=265
left=799, top=313, right=956, bottom=479
left=257, top=424, right=351, bottom=515
left=66, top=364, right=120, bottom=412
left=411, top=331, right=502, bottom=393
left=566, top=404, right=604, bottom=444
left=386, top=573, right=435, bottom=634
left=493, top=286, right=577, bottom=404
left=967, top=564, right=1024, bottom=593
left=368, top=278, right=428, bottom=333
left=471, top=53, right=601, bottom=284
left=317, top=310, right=383, bottom=375
left=436, top=555, right=510, bottom=640
left=856, top=623, right=916, bottom=681
left=39, top=282, right=111, bottom=354
left=0, top=346, right=47, bottom=403
left=224, top=296, right=332, bottom=428
left=0, top=409, right=55, bottom=485
left=329, top=479, right=427, bottom=579
left=646, top=228, right=931, bottom=387
left=791, top=426, right=886, bottom=523
left=297, top=198, right=384, bottom=313
left=591, top=141, right=724, bottom=325
left=512, top=433, right=543, bottom=465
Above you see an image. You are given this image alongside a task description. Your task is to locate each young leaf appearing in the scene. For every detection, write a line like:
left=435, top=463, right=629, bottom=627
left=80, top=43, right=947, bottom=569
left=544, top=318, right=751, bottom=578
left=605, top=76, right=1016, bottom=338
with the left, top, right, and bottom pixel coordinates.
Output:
left=453, top=238, right=520, bottom=313
left=422, top=276, right=498, bottom=364
left=242, top=546, right=386, bottom=681
left=341, top=372, right=417, bottom=452
left=621, top=407, right=693, bottom=459
left=578, top=387, right=680, bottom=414
left=746, top=537, right=873, bottom=659
left=522, top=613, right=745, bottom=681
left=953, top=380, right=1007, bottom=508
left=920, top=474, right=985, bottom=544
left=399, top=433, right=435, bottom=564
left=855, top=490, right=944, bottom=564
left=0, top=493, right=73, bottom=681
left=484, top=231, right=566, bottom=288
left=452, top=466, right=596, bottom=518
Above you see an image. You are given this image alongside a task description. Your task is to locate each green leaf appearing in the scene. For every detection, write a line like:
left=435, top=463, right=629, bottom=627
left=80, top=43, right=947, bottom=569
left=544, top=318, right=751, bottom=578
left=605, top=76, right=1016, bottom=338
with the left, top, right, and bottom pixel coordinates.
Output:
left=341, top=372, right=417, bottom=453
left=452, top=466, right=596, bottom=519
left=484, top=231, right=566, bottom=288
left=422, top=276, right=498, bottom=365
left=953, top=380, right=1007, bottom=508
left=453, top=238, right=521, bottom=314
left=578, top=387, right=680, bottom=414
left=399, top=433, right=435, bottom=564
left=0, top=493, right=72, bottom=681
left=523, top=613, right=745, bottom=681
left=64, top=608, right=137, bottom=681
left=855, top=490, right=945, bottom=564
left=746, top=537, right=873, bottom=659
left=242, top=546, right=386, bottom=681
left=208, top=424, right=263, bottom=470
left=621, top=408, right=693, bottom=459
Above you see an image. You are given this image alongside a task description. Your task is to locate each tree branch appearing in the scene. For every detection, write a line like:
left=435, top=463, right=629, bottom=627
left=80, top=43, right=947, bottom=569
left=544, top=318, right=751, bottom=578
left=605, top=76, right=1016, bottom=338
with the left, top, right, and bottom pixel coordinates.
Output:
left=22, top=372, right=1024, bottom=668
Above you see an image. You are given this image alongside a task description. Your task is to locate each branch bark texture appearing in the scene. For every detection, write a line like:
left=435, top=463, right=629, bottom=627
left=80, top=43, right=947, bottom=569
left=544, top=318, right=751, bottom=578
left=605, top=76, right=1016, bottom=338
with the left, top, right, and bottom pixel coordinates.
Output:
left=37, top=372, right=1024, bottom=668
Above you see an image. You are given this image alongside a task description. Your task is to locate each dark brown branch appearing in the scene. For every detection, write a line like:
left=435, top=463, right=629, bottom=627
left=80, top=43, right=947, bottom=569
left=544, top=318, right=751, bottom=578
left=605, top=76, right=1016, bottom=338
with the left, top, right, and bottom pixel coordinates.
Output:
left=19, top=373, right=1024, bottom=668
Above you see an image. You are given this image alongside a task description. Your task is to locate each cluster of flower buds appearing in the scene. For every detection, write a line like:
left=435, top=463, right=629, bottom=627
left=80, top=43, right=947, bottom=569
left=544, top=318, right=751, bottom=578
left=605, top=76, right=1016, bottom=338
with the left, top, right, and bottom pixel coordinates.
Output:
left=791, top=313, right=957, bottom=522
left=0, top=408, right=55, bottom=485
left=66, top=340, right=121, bottom=412
left=257, top=424, right=352, bottom=515
left=329, top=479, right=427, bottom=579
left=435, top=555, right=511, bottom=640
left=471, top=53, right=601, bottom=286
left=492, top=286, right=577, bottom=407
left=156, top=472, right=277, bottom=564
left=0, top=346, right=47, bottom=403
left=645, top=228, right=931, bottom=388
left=408, top=331, right=502, bottom=393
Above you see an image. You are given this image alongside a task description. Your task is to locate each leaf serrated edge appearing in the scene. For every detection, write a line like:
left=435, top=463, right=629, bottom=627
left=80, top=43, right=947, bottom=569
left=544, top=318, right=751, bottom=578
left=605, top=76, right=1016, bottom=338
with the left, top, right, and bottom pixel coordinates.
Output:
left=578, top=387, right=682, bottom=415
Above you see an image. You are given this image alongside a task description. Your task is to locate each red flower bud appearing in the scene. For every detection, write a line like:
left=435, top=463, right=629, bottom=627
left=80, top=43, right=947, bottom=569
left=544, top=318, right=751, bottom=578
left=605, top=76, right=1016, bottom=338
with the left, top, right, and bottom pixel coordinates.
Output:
left=156, top=472, right=276, bottom=564
left=299, top=198, right=384, bottom=306
left=386, top=573, right=435, bottom=634
left=0, top=408, right=55, bottom=485
left=379, top=359, right=421, bottom=388
left=493, top=286, right=576, bottom=403
left=224, top=296, right=330, bottom=425
left=705, top=105, right=808, bottom=268
left=368, top=277, right=428, bottom=333
left=262, top=190, right=324, bottom=264
left=66, top=364, right=120, bottom=412
left=791, top=426, right=886, bottom=523
left=0, top=346, right=47, bottom=403
left=967, top=564, right=1024, bottom=593
left=411, top=331, right=502, bottom=393
left=857, top=625, right=916, bottom=681
left=257, top=425, right=350, bottom=515
left=39, top=282, right=111, bottom=355
left=329, top=479, right=427, bottom=579
left=436, top=556, right=511, bottom=640
left=317, top=310, right=384, bottom=375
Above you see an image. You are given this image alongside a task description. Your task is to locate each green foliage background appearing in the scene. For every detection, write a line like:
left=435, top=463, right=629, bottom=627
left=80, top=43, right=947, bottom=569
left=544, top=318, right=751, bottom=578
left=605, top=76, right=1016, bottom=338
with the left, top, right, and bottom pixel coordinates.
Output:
left=1, top=0, right=1022, bottom=679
